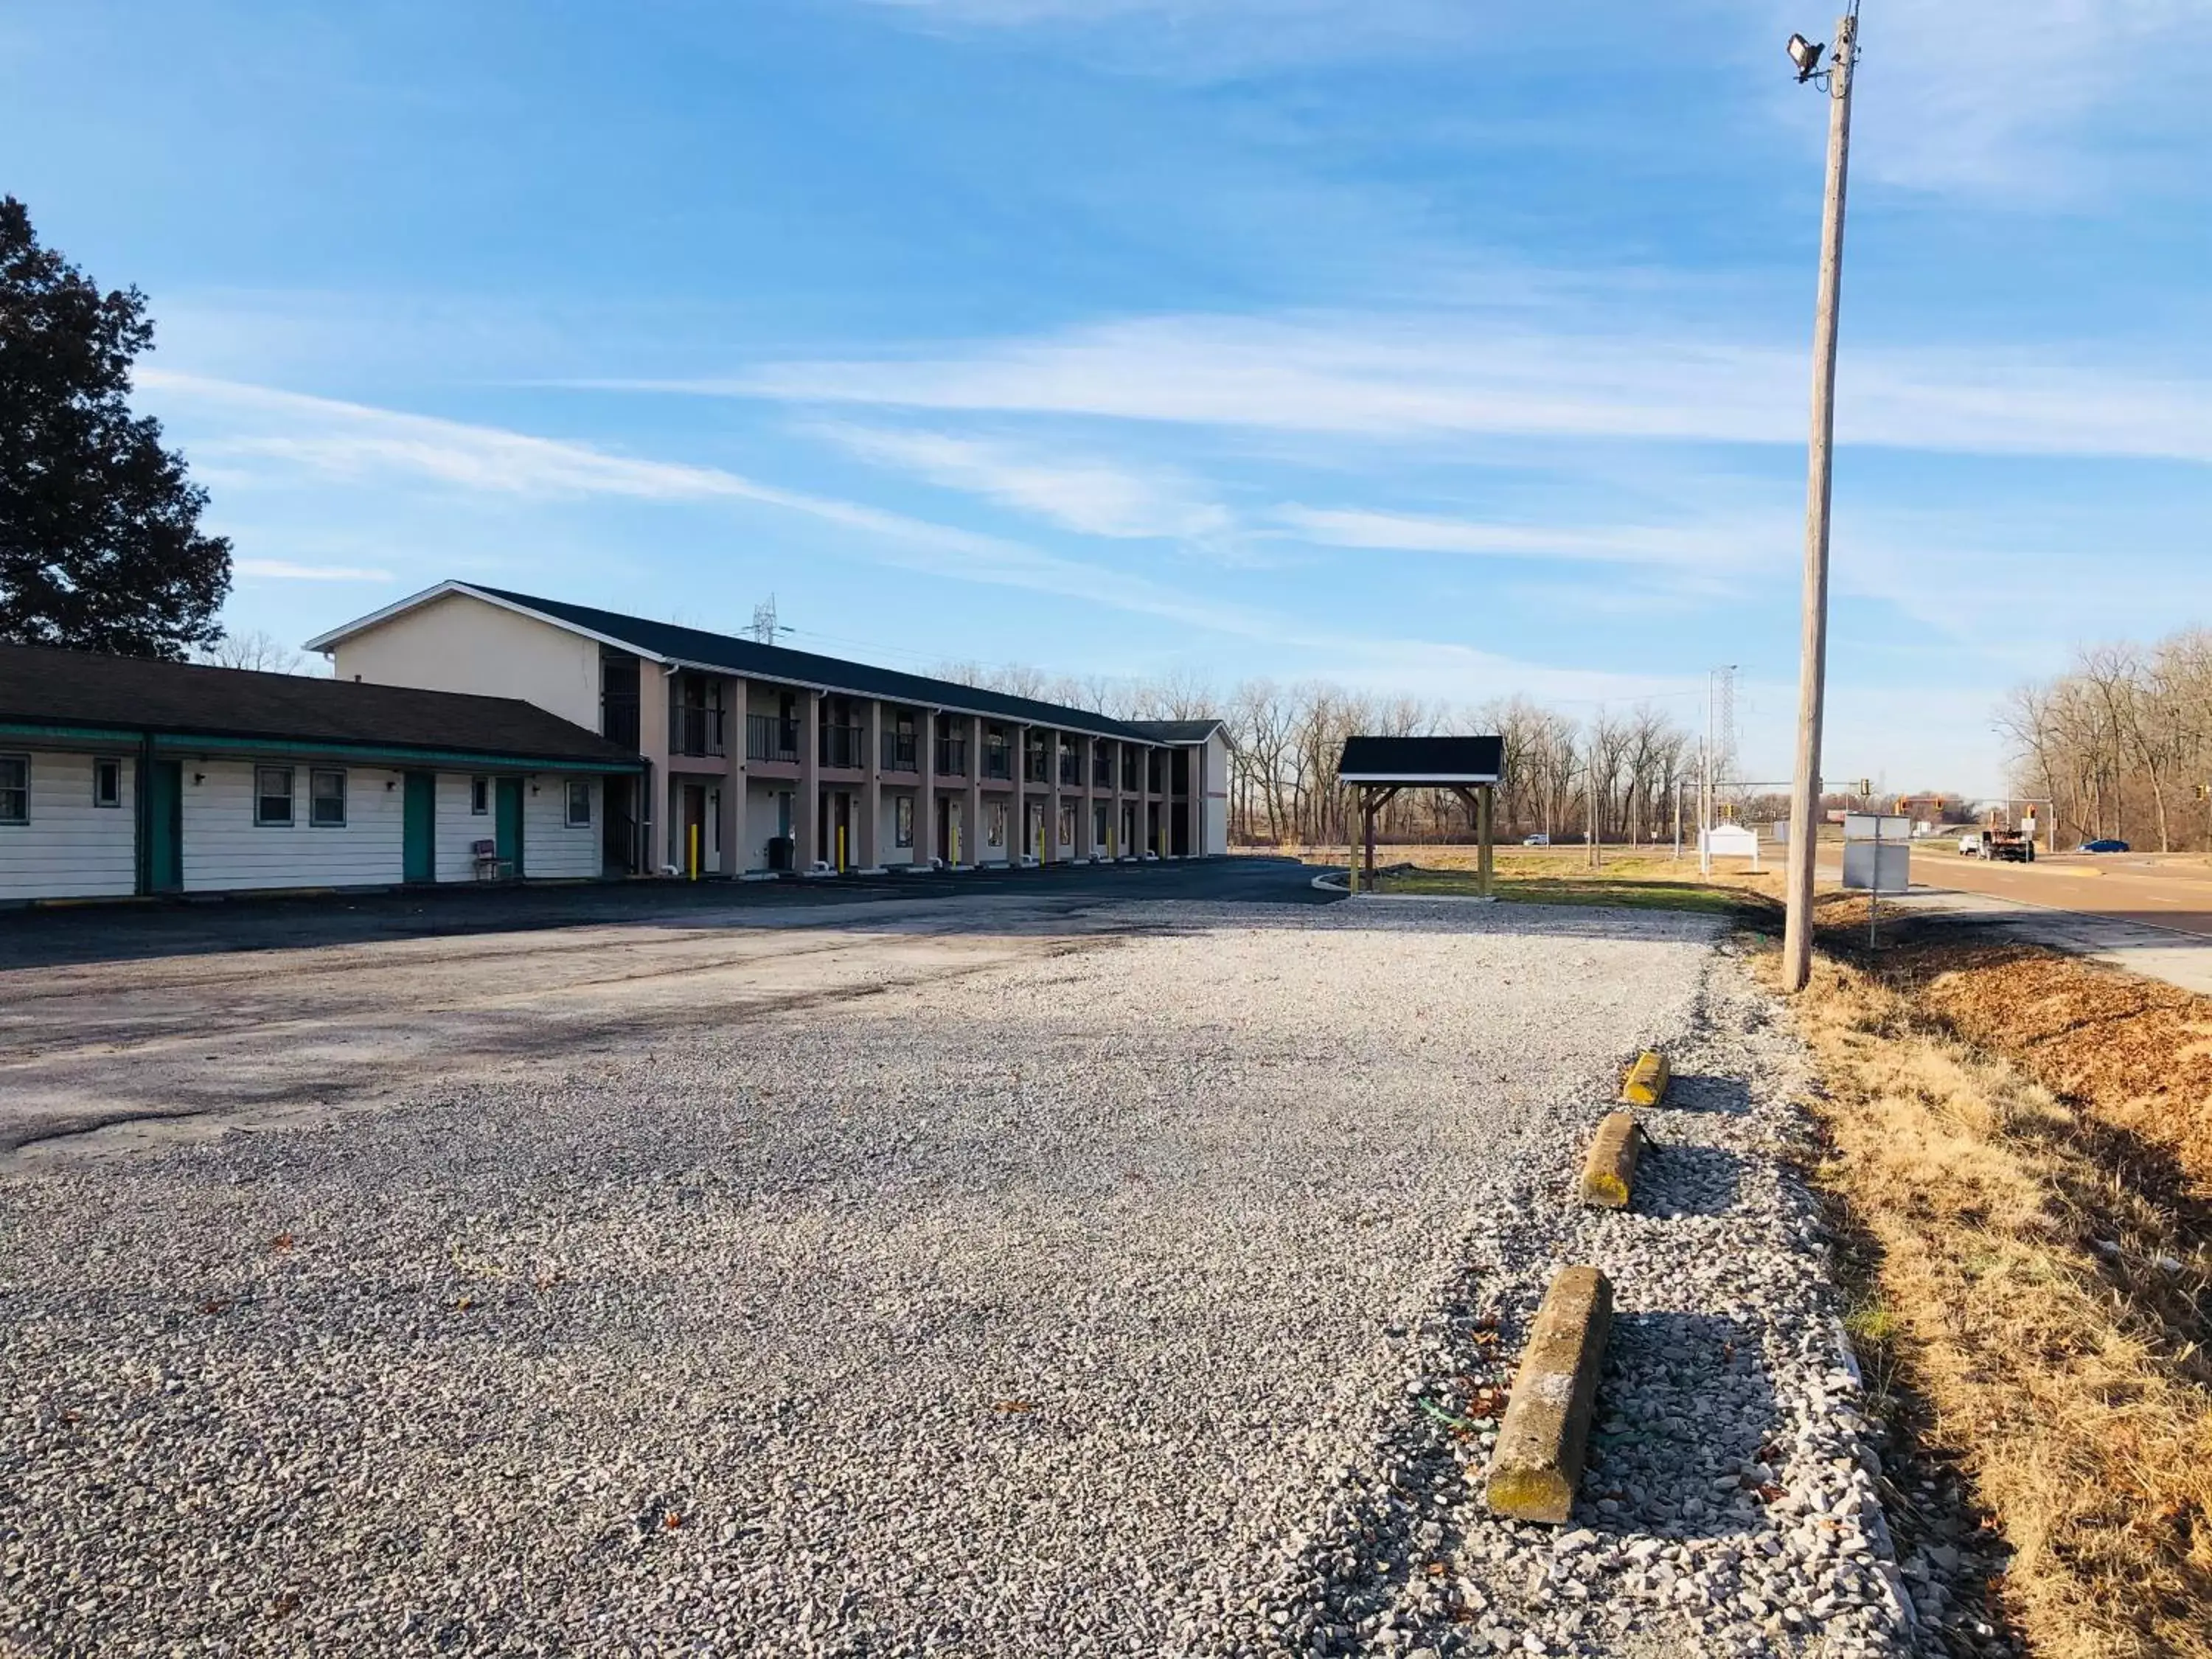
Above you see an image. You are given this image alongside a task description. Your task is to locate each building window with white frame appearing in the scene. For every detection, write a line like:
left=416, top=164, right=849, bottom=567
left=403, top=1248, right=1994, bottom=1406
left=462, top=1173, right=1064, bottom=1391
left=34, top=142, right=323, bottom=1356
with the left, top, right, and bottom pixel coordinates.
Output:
left=94, top=757, right=122, bottom=808
left=254, top=765, right=294, bottom=827
left=470, top=776, right=490, bottom=815
left=894, top=796, right=914, bottom=849
left=0, top=754, right=27, bottom=824
left=566, top=779, right=592, bottom=827
left=308, top=768, right=347, bottom=827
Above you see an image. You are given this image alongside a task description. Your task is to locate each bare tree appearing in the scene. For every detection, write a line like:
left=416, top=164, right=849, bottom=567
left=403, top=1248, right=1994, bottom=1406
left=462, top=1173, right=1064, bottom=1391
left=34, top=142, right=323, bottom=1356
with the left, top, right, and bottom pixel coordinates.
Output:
left=195, top=629, right=305, bottom=674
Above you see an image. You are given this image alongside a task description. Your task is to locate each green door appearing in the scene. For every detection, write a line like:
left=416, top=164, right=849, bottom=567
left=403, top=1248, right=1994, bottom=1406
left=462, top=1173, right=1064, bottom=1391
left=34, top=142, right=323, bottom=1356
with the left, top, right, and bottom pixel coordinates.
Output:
left=495, top=777, right=524, bottom=878
left=145, top=759, right=183, bottom=893
left=402, top=771, right=436, bottom=883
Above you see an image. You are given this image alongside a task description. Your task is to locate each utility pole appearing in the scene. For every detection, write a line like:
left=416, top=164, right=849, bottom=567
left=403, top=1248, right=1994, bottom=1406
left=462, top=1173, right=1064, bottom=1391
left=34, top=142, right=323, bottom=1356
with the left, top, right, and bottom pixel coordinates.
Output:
left=1781, top=7, right=1859, bottom=995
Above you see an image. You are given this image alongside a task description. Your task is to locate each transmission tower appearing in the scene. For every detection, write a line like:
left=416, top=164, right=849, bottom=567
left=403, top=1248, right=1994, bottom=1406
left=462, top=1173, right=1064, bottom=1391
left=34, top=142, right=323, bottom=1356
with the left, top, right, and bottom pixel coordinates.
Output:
left=1714, top=664, right=1738, bottom=789
left=749, top=594, right=786, bottom=645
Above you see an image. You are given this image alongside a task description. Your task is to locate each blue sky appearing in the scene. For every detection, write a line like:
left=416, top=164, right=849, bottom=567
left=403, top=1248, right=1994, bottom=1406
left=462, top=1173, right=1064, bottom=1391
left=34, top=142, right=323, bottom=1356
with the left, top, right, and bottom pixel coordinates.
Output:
left=7, top=0, right=2210, bottom=793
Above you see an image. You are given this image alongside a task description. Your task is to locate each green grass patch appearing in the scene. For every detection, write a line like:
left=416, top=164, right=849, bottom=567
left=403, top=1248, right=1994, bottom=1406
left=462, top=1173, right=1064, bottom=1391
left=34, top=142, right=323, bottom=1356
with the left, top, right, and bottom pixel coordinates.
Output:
left=1373, top=867, right=1762, bottom=916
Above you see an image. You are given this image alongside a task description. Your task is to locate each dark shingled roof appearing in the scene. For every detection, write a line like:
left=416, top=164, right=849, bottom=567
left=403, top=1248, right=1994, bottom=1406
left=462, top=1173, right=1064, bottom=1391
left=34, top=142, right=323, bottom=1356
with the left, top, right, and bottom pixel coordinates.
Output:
left=468, top=586, right=1184, bottom=745
left=0, top=642, right=640, bottom=768
left=1338, top=734, right=1504, bottom=782
left=1127, top=718, right=1226, bottom=745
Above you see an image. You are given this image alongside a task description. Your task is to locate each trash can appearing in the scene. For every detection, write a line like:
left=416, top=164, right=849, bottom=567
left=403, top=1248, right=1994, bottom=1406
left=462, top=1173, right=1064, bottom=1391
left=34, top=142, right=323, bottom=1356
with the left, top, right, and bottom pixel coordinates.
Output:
left=767, top=835, right=794, bottom=872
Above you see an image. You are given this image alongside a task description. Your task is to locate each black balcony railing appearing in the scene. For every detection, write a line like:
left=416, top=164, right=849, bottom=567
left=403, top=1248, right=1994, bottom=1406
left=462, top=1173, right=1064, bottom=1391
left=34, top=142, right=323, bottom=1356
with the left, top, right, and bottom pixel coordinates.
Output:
left=1121, top=754, right=1141, bottom=791
left=1023, top=750, right=1050, bottom=783
left=982, top=740, right=1012, bottom=780
left=602, top=694, right=641, bottom=750
left=1058, top=751, right=1082, bottom=786
left=669, top=706, right=726, bottom=757
left=936, top=737, right=967, bottom=776
left=881, top=730, right=919, bottom=773
left=820, top=723, right=865, bottom=769
left=747, top=714, right=799, bottom=764
left=1093, top=748, right=1113, bottom=787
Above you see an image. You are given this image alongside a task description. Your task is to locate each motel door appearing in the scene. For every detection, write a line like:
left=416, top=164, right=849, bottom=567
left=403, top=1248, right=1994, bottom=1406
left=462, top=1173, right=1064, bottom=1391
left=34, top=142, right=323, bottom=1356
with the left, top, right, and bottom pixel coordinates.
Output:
left=402, top=772, right=436, bottom=883
left=678, top=784, right=709, bottom=877
left=145, top=759, right=183, bottom=893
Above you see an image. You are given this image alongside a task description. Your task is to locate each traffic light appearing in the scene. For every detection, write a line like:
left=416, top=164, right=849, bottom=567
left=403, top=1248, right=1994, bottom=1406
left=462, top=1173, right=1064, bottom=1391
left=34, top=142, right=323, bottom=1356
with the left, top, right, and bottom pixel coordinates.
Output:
left=1856, top=777, right=1871, bottom=795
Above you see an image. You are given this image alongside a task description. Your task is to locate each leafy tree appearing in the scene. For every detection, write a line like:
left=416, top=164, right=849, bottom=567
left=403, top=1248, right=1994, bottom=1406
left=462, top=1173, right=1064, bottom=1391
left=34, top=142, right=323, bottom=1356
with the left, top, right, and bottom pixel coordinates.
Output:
left=1, top=196, right=230, bottom=658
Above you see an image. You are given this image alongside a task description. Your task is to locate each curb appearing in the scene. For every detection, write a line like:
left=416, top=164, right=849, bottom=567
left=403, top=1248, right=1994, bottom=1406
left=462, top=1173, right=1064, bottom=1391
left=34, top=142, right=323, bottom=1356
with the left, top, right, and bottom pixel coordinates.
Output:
left=1486, top=1265, right=1613, bottom=1525
left=1578, top=1113, right=1644, bottom=1209
left=1620, top=1051, right=1670, bottom=1107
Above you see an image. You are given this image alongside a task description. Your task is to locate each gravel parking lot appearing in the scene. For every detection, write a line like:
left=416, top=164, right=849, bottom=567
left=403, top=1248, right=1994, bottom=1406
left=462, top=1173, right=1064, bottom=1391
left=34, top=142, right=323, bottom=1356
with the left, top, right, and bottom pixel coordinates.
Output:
left=0, top=886, right=1905, bottom=1658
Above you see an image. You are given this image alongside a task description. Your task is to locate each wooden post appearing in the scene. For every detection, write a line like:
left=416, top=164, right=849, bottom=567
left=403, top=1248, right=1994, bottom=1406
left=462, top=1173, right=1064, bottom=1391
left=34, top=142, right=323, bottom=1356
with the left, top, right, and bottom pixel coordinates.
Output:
left=1479, top=782, right=1495, bottom=899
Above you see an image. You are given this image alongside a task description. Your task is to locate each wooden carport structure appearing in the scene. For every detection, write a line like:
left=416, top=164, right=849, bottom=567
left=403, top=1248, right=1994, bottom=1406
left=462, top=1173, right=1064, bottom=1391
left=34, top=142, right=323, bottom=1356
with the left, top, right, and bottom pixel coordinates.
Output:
left=1338, top=734, right=1506, bottom=896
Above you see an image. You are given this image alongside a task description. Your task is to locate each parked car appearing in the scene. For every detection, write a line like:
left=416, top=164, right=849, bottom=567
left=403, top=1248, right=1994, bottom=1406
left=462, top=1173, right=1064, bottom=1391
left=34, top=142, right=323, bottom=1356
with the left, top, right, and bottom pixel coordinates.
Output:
left=1957, top=834, right=1980, bottom=857
left=2079, top=838, right=2131, bottom=854
left=1523, top=833, right=1551, bottom=846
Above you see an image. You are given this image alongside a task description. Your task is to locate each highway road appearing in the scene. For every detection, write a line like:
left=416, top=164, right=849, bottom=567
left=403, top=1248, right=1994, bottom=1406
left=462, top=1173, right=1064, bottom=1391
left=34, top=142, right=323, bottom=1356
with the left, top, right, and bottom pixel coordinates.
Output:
left=1879, top=844, right=2212, bottom=993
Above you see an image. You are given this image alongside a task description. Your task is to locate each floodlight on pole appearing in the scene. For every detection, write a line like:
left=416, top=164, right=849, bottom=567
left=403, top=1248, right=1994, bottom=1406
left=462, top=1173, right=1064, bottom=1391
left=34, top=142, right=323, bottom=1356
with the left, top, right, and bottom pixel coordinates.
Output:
left=1780, top=1, right=1860, bottom=995
left=1787, top=33, right=1826, bottom=82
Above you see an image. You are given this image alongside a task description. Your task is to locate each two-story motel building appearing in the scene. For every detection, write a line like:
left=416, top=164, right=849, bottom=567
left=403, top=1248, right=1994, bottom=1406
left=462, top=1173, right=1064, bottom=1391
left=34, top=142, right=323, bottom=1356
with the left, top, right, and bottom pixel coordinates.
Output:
left=307, top=583, right=1230, bottom=880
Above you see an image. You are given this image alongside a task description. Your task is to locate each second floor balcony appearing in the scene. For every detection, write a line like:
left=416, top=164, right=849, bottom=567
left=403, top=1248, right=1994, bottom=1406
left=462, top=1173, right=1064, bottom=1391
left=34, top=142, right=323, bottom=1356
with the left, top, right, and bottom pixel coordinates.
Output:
left=936, top=736, right=967, bottom=776
left=981, top=739, right=1012, bottom=780
left=746, top=713, right=799, bottom=764
left=669, top=705, right=726, bottom=758
left=881, top=729, right=919, bottom=773
left=1023, top=749, right=1050, bottom=784
left=1058, top=751, right=1082, bottom=787
left=820, top=723, right=866, bottom=770
left=1093, top=748, right=1113, bottom=787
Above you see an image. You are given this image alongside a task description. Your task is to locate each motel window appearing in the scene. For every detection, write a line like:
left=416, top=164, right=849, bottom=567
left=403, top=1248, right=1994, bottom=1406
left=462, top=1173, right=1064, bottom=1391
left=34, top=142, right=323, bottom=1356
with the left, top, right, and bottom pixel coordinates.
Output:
left=254, top=765, right=294, bottom=827
left=470, top=776, right=490, bottom=815
left=566, top=779, right=592, bottom=827
left=0, top=754, right=27, bottom=824
left=894, top=796, right=914, bottom=849
left=1058, top=803, right=1077, bottom=849
left=94, top=757, right=122, bottom=808
left=985, top=800, right=1006, bottom=848
left=309, top=769, right=347, bottom=828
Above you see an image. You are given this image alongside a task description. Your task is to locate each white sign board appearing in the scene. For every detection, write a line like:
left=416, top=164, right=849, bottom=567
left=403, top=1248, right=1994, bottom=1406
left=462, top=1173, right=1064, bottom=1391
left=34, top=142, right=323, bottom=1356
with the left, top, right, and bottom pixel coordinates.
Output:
left=1841, top=814, right=1911, bottom=894
left=1700, top=823, right=1759, bottom=858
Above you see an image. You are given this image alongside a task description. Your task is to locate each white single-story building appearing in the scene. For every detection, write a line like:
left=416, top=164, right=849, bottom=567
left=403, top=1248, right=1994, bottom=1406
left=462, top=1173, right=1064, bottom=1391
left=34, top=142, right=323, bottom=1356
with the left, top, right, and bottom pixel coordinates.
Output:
left=0, top=643, right=642, bottom=904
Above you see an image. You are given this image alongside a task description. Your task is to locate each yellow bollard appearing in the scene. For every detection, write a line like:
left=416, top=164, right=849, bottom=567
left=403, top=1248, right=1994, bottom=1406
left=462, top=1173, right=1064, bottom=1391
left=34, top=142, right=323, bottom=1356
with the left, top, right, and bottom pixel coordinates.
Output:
left=688, top=824, right=699, bottom=882
left=837, top=824, right=846, bottom=874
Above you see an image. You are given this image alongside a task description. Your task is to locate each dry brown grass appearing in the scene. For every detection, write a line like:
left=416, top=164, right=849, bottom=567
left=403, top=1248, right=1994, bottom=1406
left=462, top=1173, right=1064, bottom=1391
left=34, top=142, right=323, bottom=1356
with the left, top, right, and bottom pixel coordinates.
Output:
left=1772, top=943, right=2212, bottom=1658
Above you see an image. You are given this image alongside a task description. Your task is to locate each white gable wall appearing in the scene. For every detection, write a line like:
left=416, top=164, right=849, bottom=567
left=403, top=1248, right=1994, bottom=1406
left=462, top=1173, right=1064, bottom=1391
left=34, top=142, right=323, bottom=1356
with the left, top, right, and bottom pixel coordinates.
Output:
left=0, top=750, right=137, bottom=901
left=329, top=591, right=602, bottom=731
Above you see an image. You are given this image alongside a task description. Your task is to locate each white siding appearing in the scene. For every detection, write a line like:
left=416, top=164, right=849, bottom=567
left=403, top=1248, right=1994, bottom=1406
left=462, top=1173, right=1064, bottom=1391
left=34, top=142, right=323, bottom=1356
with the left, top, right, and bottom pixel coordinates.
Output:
left=0, top=750, right=136, bottom=901
left=434, top=772, right=496, bottom=883
left=180, top=759, right=403, bottom=891
left=525, top=776, right=600, bottom=879
left=1203, top=731, right=1231, bottom=856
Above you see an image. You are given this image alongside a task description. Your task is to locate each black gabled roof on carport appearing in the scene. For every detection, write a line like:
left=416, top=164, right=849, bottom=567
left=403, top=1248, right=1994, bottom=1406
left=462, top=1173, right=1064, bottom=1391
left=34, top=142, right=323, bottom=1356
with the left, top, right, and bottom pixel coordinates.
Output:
left=1338, top=735, right=1504, bottom=783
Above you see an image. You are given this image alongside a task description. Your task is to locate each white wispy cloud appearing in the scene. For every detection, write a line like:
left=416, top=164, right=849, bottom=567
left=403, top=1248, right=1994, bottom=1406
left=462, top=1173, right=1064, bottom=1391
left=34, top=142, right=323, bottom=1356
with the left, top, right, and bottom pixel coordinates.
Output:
left=136, top=371, right=1288, bottom=640
left=1276, top=505, right=1781, bottom=571
left=1840, top=0, right=2212, bottom=195
left=234, top=559, right=395, bottom=581
left=809, top=421, right=1238, bottom=545
left=658, top=310, right=2212, bottom=464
